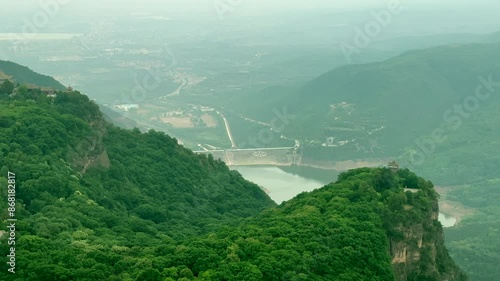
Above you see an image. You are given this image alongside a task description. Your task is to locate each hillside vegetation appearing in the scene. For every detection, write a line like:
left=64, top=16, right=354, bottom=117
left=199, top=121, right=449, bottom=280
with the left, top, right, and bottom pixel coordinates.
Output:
left=0, top=60, right=66, bottom=90
left=0, top=64, right=467, bottom=280
left=277, top=43, right=500, bottom=280
left=217, top=42, right=500, bottom=188
left=212, top=41, right=500, bottom=280
left=0, top=85, right=275, bottom=280
left=289, top=43, right=498, bottom=152
left=443, top=181, right=500, bottom=281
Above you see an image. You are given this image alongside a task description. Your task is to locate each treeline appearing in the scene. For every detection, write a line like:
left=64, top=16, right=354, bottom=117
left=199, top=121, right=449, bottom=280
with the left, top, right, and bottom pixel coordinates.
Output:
left=0, top=90, right=274, bottom=280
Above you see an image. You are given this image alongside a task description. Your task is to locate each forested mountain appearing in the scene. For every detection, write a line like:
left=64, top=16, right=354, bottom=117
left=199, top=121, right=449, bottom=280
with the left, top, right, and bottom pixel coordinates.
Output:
left=285, top=42, right=500, bottom=159
left=0, top=60, right=66, bottom=90
left=0, top=80, right=275, bottom=280
left=220, top=41, right=500, bottom=186
left=155, top=167, right=467, bottom=281
left=225, top=31, right=500, bottom=120
left=231, top=41, right=500, bottom=280
left=0, top=63, right=467, bottom=280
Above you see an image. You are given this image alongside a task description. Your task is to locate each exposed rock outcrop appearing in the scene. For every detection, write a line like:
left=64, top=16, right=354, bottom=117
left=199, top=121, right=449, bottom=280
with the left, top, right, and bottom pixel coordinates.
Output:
left=388, top=190, right=468, bottom=281
left=67, top=115, right=110, bottom=174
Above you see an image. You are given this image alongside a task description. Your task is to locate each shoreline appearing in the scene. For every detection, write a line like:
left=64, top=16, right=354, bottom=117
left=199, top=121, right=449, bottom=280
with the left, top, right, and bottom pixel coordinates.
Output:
left=228, top=158, right=393, bottom=171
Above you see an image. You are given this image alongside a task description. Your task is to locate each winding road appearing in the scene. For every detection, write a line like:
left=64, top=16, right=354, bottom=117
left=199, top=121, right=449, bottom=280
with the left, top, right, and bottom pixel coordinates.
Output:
left=167, top=76, right=187, bottom=97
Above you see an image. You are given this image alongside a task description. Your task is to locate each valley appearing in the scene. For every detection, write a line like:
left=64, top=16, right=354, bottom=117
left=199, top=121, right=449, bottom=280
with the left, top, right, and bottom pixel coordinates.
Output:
left=1, top=2, right=500, bottom=280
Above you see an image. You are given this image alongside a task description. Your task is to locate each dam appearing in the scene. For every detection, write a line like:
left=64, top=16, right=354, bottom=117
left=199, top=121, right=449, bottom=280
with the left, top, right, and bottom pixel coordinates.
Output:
left=194, top=147, right=302, bottom=166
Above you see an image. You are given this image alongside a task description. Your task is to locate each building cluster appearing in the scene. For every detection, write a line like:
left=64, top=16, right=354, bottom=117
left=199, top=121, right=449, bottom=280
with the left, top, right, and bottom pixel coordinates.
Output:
left=1, top=71, right=75, bottom=98
left=0, top=71, right=13, bottom=85
left=115, top=104, right=140, bottom=112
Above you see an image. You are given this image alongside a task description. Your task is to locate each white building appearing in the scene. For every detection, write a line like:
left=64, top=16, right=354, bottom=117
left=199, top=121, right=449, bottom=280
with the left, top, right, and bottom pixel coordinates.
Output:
left=116, top=104, right=139, bottom=112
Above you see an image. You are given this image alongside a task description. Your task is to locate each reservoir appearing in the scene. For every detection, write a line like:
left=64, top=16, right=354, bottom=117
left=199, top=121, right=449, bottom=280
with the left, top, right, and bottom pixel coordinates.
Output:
left=439, top=213, right=457, bottom=228
left=232, top=165, right=338, bottom=204
left=232, top=165, right=457, bottom=227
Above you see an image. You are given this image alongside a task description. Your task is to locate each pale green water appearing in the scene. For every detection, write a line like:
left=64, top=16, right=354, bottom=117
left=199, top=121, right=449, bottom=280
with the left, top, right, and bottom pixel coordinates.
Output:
left=232, top=165, right=456, bottom=227
left=439, top=213, right=457, bottom=227
left=231, top=166, right=338, bottom=204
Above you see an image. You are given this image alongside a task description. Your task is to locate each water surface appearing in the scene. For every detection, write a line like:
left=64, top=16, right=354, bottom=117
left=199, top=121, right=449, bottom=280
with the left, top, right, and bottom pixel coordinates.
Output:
left=232, top=166, right=337, bottom=204
left=233, top=165, right=457, bottom=227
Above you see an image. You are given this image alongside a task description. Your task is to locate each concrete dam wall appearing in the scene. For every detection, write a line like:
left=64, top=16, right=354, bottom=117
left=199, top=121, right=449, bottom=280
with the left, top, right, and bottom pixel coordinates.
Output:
left=195, top=148, right=302, bottom=166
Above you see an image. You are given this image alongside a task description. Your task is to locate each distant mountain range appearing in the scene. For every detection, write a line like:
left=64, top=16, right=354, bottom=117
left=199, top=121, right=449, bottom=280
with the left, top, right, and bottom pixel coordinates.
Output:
left=226, top=39, right=500, bottom=186
left=291, top=42, right=500, bottom=183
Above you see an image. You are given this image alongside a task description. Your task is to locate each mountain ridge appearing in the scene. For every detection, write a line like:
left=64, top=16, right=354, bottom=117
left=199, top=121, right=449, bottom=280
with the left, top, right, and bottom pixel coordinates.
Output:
left=0, top=60, right=467, bottom=280
left=0, top=60, right=66, bottom=90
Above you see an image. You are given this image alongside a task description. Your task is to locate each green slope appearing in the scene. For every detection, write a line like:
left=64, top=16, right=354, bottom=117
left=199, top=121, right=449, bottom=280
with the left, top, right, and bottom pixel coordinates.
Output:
left=0, top=65, right=467, bottom=280
left=279, top=43, right=500, bottom=169
left=0, top=86, right=275, bottom=280
left=272, top=41, right=500, bottom=281
left=157, top=167, right=466, bottom=281
left=0, top=60, right=66, bottom=90
left=443, top=181, right=500, bottom=281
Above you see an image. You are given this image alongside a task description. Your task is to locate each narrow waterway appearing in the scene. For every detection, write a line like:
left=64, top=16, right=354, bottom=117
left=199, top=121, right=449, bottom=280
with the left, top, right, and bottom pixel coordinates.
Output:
left=232, top=165, right=457, bottom=227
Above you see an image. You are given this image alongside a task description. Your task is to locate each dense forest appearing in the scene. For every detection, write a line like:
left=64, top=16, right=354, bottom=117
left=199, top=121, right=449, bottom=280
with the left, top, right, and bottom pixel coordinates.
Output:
left=0, top=78, right=467, bottom=280
left=443, top=181, right=500, bottom=281
left=0, top=85, right=274, bottom=280
left=212, top=41, right=500, bottom=280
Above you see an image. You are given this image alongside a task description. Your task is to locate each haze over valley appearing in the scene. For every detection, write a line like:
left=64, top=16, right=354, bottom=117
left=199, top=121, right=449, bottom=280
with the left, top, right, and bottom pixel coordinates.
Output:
left=0, top=1, right=499, bottom=280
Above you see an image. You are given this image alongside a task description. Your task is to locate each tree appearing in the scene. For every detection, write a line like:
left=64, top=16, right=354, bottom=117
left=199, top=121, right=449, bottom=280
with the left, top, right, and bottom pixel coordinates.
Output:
left=135, top=268, right=162, bottom=281
left=0, top=80, right=14, bottom=95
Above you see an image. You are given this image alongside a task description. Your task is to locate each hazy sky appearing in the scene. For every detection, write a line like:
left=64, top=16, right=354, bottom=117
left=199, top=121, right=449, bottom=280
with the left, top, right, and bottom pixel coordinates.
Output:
left=1, top=0, right=499, bottom=35
left=4, top=0, right=499, bottom=17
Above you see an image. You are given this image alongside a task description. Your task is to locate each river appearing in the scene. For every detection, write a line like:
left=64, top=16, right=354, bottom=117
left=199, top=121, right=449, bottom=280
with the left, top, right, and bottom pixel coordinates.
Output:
left=232, top=165, right=457, bottom=227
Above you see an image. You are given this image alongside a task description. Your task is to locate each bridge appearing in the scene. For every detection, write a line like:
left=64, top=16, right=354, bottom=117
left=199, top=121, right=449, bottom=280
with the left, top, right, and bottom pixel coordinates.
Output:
left=194, top=147, right=302, bottom=166
left=194, top=109, right=302, bottom=166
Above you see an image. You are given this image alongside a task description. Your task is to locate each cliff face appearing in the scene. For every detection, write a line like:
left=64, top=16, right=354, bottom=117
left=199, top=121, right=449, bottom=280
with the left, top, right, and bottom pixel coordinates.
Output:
left=387, top=184, right=468, bottom=281
left=66, top=116, right=110, bottom=174
left=49, top=91, right=111, bottom=174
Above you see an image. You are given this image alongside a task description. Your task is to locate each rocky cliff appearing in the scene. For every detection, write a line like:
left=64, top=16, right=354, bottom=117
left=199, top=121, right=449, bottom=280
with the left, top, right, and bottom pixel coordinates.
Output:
left=385, top=172, right=468, bottom=281
left=67, top=116, right=110, bottom=174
